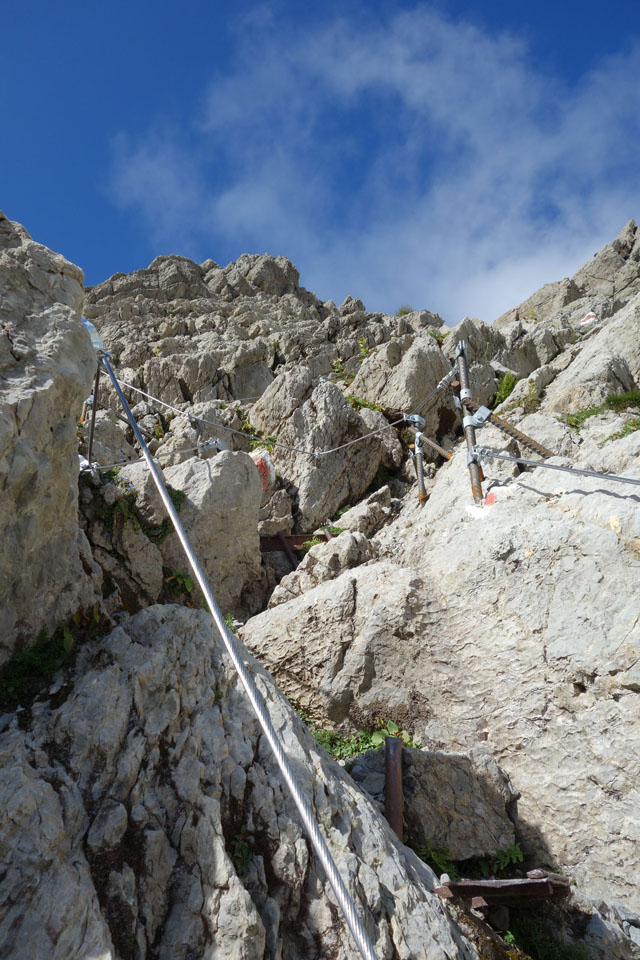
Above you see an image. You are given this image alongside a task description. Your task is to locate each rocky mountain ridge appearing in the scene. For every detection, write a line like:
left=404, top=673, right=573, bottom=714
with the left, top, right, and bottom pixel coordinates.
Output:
left=2, top=209, right=640, bottom=959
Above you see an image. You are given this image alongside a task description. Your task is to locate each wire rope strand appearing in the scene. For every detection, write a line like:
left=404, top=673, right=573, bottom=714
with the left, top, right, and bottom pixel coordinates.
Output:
left=100, top=354, right=379, bottom=960
left=476, top=447, right=640, bottom=488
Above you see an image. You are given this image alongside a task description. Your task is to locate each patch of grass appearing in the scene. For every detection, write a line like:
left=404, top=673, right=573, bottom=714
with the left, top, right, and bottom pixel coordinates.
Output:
left=493, top=372, right=518, bottom=407
left=297, top=713, right=419, bottom=762
left=603, top=416, right=640, bottom=443
left=604, top=388, right=640, bottom=412
left=346, top=394, right=385, bottom=413
left=299, top=536, right=322, bottom=556
left=325, top=526, right=345, bottom=536
left=427, top=329, right=447, bottom=344
left=0, top=603, right=104, bottom=707
left=522, top=382, right=542, bottom=414
left=507, top=912, right=593, bottom=960
left=564, top=406, right=604, bottom=431
left=396, top=304, right=414, bottom=317
left=564, top=390, right=640, bottom=432
left=224, top=612, right=237, bottom=633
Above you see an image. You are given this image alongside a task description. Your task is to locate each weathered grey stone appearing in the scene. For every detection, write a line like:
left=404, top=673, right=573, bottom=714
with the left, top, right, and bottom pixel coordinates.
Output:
left=0, top=212, right=99, bottom=664
left=350, top=745, right=518, bottom=860
left=350, top=337, right=451, bottom=435
left=268, top=531, right=377, bottom=608
left=333, top=485, right=392, bottom=536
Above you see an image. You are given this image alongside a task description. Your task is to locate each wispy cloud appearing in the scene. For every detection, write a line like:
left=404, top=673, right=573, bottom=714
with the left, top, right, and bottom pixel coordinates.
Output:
left=110, top=7, right=640, bottom=322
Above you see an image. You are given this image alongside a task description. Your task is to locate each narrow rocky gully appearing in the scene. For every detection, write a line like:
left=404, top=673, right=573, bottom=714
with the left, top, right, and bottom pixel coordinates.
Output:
left=2, top=209, right=640, bottom=960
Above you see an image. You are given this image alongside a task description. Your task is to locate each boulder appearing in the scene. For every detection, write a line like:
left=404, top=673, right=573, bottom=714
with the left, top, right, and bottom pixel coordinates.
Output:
left=119, top=451, right=264, bottom=616
left=250, top=370, right=383, bottom=531
left=350, top=745, right=518, bottom=861
left=0, top=212, right=99, bottom=664
left=349, top=336, right=452, bottom=434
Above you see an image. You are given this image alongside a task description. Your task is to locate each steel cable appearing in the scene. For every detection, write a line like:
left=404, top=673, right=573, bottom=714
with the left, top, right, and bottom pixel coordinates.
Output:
left=100, top=353, right=379, bottom=960
left=475, top=446, right=640, bottom=488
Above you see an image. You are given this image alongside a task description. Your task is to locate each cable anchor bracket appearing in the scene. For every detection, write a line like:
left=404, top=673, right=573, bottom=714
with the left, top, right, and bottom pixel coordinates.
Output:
left=462, top=406, right=492, bottom=430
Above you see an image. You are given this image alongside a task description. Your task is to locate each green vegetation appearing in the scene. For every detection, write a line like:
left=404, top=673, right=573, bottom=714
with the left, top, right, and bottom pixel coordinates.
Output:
left=97, top=476, right=186, bottom=544
left=224, top=612, right=238, bottom=633
left=325, top=526, right=345, bottom=536
left=163, top=567, right=195, bottom=594
left=346, top=394, right=385, bottom=413
left=564, top=406, right=604, bottom=431
left=506, top=912, right=593, bottom=960
left=331, top=357, right=355, bottom=383
left=427, top=329, right=447, bottom=344
left=410, top=840, right=524, bottom=883
left=358, top=337, right=370, bottom=359
left=0, top=603, right=103, bottom=706
left=522, top=382, right=542, bottom=414
left=299, top=536, right=322, bottom=556
left=493, top=371, right=518, bottom=407
left=396, top=304, right=414, bottom=316
left=564, top=390, right=640, bottom=431
left=228, top=826, right=252, bottom=876
left=604, top=416, right=640, bottom=443
left=297, top=714, right=419, bottom=762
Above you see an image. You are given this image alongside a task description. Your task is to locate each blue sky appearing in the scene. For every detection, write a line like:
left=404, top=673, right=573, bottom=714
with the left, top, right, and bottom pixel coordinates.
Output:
left=2, top=0, right=640, bottom=322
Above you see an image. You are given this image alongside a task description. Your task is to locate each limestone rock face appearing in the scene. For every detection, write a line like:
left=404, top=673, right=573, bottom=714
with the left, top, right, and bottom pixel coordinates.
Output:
left=0, top=604, right=481, bottom=960
left=350, top=336, right=452, bottom=433
left=350, top=746, right=518, bottom=861
left=242, top=414, right=640, bottom=915
left=0, top=212, right=99, bottom=663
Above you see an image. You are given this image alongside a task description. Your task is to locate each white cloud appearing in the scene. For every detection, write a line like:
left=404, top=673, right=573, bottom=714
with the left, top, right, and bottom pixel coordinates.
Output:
left=110, top=8, right=640, bottom=322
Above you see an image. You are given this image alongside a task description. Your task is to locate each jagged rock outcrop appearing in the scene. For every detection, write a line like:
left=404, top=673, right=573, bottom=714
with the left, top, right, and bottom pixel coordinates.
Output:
left=495, top=219, right=640, bottom=329
left=0, top=211, right=99, bottom=664
left=250, top=370, right=383, bottom=531
left=0, top=604, right=483, bottom=960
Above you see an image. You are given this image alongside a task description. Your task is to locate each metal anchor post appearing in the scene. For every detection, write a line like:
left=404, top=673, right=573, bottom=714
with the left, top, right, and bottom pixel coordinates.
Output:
left=456, top=342, right=484, bottom=503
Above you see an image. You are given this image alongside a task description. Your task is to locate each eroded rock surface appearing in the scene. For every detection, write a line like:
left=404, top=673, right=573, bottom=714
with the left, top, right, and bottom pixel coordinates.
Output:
left=0, top=605, right=481, bottom=960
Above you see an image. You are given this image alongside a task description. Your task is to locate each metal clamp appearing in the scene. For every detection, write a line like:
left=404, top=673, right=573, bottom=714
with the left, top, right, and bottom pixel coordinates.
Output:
left=404, top=413, right=426, bottom=428
left=314, top=446, right=322, bottom=467
left=437, top=368, right=456, bottom=391
left=455, top=340, right=467, bottom=358
left=82, top=317, right=111, bottom=359
left=469, top=444, right=488, bottom=464
left=459, top=388, right=473, bottom=401
left=462, top=406, right=491, bottom=430
left=199, top=437, right=227, bottom=454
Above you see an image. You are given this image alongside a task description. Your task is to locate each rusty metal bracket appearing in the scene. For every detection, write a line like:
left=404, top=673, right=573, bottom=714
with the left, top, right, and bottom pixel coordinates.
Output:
left=384, top=737, right=403, bottom=840
left=462, top=398, right=556, bottom=460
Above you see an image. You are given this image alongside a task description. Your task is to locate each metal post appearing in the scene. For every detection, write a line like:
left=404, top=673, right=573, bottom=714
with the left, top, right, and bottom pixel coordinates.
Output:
left=87, top=364, right=101, bottom=466
left=384, top=737, right=403, bottom=840
left=277, top=531, right=299, bottom=571
left=456, top=342, right=484, bottom=503
left=413, top=433, right=428, bottom=504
